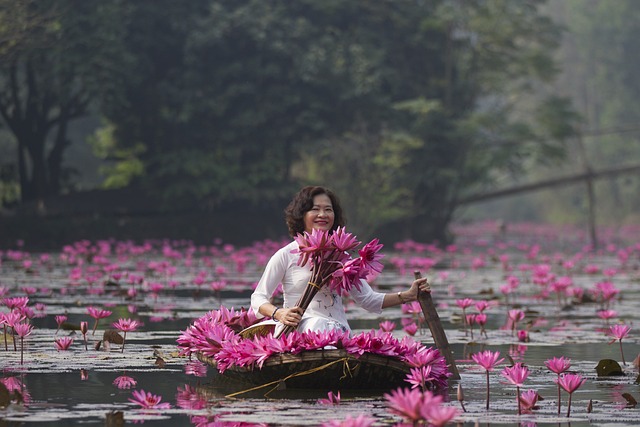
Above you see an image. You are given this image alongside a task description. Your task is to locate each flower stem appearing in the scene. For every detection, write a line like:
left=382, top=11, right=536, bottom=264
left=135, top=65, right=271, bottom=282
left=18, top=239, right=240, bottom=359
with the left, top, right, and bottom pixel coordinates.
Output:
left=122, top=331, right=127, bottom=353
left=516, top=385, right=521, bottom=415
left=485, top=370, right=490, bottom=410
left=556, top=380, right=562, bottom=415
left=92, top=320, right=99, bottom=336
left=619, top=339, right=626, bottom=365
left=566, top=392, right=573, bottom=417
left=20, top=336, right=24, bottom=365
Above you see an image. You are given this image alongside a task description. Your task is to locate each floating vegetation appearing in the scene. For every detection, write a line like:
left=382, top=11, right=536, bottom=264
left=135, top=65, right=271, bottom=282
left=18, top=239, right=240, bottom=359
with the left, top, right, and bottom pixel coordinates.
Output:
left=0, top=223, right=639, bottom=425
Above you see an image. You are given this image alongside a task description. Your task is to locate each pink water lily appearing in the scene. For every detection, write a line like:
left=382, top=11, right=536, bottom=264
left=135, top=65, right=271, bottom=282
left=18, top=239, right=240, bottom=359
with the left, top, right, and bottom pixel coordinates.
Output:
left=54, top=315, right=67, bottom=334
left=406, top=365, right=434, bottom=391
left=128, top=389, right=171, bottom=409
left=501, top=362, right=529, bottom=415
left=318, top=390, right=341, bottom=405
left=86, top=306, right=112, bottom=335
left=607, top=324, right=631, bottom=365
left=54, top=336, right=74, bottom=351
left=112, top=318, right=140, bottom=353
left=519, top=389, right=541, bottom=414
left=80, top=321, right=89, bottom=351
left=545, top=356, right=572, bottom=414
left=379, top=320, right=395, bottom=332
left=113, top=375, right=137, bottom=389
left=555, top=373, right=586, bottom=417
left=13, top=321, right=33, bottom=364
left=472, top=350, right=505, bottom=410
left=358, top=238, right=385, bottom=275
left=384, top=387, right=436, bottom=423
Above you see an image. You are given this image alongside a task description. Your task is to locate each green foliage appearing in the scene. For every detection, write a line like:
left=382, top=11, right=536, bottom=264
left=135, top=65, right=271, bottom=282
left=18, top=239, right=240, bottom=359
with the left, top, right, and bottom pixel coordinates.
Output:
left=1, top=0, right=579, bottom=242
left=0, top=0, right=129, bottom=201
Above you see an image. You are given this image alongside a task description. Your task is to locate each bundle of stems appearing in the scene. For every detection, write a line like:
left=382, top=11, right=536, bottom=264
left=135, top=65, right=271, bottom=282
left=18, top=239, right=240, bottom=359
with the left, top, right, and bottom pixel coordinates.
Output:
left=274, top=247, right=340, bottom=338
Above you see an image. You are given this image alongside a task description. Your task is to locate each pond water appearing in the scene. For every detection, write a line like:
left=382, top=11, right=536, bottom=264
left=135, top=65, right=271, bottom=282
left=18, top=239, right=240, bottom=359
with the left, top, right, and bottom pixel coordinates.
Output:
left=1, top=222, right=639, bottom=426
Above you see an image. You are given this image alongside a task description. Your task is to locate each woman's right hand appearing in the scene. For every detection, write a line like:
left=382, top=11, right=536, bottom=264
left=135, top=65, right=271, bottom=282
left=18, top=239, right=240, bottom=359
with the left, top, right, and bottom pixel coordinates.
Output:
left=275, top=306, right=304, bottom=327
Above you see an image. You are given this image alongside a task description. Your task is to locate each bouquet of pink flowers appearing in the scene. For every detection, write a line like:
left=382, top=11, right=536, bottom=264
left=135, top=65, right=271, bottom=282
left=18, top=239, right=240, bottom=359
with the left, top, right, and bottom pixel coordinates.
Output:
left=276, top=226, right=384, bottom=337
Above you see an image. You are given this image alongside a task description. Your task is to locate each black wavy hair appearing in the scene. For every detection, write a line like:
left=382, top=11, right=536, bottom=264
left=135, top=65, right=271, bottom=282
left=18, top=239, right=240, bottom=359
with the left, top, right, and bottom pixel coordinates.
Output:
left=284, top=186, right=345, bottom=237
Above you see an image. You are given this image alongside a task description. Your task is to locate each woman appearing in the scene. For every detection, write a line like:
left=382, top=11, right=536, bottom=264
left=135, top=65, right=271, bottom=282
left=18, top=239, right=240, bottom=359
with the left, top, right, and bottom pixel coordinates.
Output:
left=251, top=185, right=429, bottom=335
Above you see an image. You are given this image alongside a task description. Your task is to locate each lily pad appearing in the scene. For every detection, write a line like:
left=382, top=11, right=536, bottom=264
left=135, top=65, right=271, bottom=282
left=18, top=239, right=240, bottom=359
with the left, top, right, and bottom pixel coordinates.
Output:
left=595, top=358, right=624, bottom=376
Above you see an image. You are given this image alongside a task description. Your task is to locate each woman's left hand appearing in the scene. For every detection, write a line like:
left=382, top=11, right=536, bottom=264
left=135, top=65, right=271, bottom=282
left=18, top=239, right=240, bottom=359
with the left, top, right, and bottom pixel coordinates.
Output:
left=406, top=277, right=430, bottom=301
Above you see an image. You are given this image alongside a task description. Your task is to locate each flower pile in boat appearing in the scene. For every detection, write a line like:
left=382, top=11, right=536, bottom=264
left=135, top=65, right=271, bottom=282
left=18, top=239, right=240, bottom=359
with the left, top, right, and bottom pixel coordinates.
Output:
left=177, top=307, right=450, bottom=389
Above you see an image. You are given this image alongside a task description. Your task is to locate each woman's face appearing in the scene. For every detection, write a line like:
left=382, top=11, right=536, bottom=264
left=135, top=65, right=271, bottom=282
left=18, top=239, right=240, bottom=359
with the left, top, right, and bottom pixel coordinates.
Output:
left=303, top=194, right=335, bottom=234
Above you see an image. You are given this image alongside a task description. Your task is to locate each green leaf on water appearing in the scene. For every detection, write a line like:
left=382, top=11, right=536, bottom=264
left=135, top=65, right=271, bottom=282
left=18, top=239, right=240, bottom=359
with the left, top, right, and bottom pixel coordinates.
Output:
left=595, top=359, right=624, bottom=376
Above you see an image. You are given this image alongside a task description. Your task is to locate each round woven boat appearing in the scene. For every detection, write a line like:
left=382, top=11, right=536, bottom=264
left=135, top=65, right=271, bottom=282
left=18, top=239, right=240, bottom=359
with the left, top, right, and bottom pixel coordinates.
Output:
left=197, top=349, right=411, bottom=391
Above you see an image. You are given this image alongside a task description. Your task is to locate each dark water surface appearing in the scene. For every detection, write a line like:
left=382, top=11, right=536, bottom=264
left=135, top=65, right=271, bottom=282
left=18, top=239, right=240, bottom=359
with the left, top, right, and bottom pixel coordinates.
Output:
left=1, top=225, right=640, bottom=426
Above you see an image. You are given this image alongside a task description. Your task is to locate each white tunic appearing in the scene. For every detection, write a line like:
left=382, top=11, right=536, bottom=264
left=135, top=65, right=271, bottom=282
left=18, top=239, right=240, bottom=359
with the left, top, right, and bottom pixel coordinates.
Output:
left=251, top=241, right=385, bottom=334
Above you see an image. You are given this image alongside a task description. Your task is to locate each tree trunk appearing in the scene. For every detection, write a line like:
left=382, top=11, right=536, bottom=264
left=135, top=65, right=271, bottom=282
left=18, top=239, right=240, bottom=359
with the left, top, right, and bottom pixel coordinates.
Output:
left=48, top=107, right=71, bottom=195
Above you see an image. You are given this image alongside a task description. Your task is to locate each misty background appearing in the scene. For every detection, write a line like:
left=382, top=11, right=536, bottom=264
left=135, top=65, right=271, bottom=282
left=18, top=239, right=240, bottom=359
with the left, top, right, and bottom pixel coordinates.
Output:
left=1, top=0, right=638, bottom=248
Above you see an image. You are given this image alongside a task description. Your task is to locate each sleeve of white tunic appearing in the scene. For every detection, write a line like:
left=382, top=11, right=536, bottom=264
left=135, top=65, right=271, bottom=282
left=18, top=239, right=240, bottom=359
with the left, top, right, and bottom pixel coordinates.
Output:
left=250, top=243, right=292, bottom=319
left=349, top=279, right=385, bottom=313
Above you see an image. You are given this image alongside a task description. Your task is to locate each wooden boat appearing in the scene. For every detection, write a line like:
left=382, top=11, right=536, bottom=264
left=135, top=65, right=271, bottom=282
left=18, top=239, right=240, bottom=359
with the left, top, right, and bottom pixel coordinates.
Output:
left=197, top=348, right=412, bottom=393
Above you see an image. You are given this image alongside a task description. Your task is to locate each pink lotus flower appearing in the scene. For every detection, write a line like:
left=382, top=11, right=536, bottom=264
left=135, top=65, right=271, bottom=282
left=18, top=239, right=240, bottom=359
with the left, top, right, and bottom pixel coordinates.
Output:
left=331, top=226, right=360, bottom=252
left=13, top=321, right=33, bottom=364
left=420, top=403, right=459, bottom=427
left=128, top=389, right=171, bottom=409
left=472, top=350, right=504, bottom=410
left=318, top=390, right=341, bottom=405
left=1, top=311, right=25, bottom=351
left=475, top=313, right=488, bottom=338
left=403, top=322, right=418, bottom=336
left=384, top=387, right=439, bottom=423
left=87, top=306, right=112, bottom=335
left=519, top=389, right=541, bottom=414
left=517, top=329, right=529, bottom=342
left=555, top=373, right=586, bottom=417
left=54, top=315, right=67, bottom=334
left=597, top=309, right=617, bottom=322
left=608, top=324, right=631, bottom=365
left=379, top=320, right=395, bottom=332
left=501, top=362, right=529, bottom=415
left=54, top=336, right=74, bottom=351
left=406, top=365, right=433, bottom=391
left=545, top=356, right=571, bottom=374
left=358, top=238, right=385, bottom=275
left=2, top=296, right=29, bottom=310
left=385, top=387, right=454, bottom=425
left=113, top=375, right=137, bottom=389
left=455, top=298, right=474, bottom=335
left=546, top=356, right=571, bottom=415
left=80, top=321, right=89, bottom=351
left=475, top=300, right=492, bottom=313
left=112, top=318, right=140, bottom=352
left=507, top=309, right=525, bottom=335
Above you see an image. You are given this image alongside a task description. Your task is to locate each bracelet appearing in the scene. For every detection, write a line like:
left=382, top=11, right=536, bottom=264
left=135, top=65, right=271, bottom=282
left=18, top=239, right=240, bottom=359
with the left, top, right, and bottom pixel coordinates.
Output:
left=397, top=291, right=406, bottom=303
left=271, top=307, right=280, bottom=321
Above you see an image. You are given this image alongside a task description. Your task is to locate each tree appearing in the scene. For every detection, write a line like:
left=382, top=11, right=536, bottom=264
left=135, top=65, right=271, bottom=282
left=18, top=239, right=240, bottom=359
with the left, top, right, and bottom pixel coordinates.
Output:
left=92, top=0, right=577, bottom=243
left=0, top=0, right=125, bottom=206
left=297, top=0, right=577, bottom=243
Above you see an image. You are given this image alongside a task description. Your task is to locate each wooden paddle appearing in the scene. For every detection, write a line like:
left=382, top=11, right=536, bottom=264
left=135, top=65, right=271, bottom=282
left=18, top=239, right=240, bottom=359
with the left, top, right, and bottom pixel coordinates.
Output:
left=414, top=270, right=460, bottom=380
